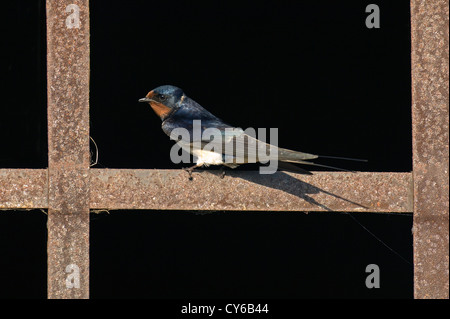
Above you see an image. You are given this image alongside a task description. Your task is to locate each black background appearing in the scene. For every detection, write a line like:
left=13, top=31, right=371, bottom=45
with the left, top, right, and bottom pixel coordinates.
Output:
left=1, top=0, right=413, bottom=299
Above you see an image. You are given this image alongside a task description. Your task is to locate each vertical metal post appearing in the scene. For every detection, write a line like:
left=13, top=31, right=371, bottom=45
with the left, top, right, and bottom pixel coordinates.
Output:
left=411, top=0, right=449, bottom=298
left=46, top=0, right=90, bottom=298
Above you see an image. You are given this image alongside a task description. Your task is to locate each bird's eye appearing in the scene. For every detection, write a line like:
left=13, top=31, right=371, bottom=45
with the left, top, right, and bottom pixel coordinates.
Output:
left=156, top=94, right=167, bottom=101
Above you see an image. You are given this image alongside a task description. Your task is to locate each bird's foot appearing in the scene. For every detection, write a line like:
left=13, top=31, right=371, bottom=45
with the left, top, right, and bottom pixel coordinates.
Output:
left=219, top=166, right=226, bottom=179
left=183, top=164, right=201, bottom=180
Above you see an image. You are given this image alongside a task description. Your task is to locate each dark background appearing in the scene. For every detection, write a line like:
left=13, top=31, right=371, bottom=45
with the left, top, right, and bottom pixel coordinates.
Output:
left=1, top=0, right=413, bottom=299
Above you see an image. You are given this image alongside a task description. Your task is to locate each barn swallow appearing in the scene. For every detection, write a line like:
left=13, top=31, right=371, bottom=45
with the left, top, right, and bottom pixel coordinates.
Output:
left=139, top=85, right=364, bottom=178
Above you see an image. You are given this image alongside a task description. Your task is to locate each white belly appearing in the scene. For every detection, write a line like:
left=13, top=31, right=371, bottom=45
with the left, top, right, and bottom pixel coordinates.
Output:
left=192, top=149, right=224, bottom=166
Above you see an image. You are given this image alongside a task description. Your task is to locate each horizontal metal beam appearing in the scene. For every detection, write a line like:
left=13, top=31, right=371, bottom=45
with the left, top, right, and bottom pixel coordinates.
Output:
left=0, top=169, right=48, bottom=209
left=1, top=169, right=413, bottom=212
left=90, top=169, right=412, bottom=212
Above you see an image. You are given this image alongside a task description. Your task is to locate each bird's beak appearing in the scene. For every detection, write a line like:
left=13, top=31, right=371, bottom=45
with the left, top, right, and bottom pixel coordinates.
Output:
left=139, top=90, right=155, bottom=103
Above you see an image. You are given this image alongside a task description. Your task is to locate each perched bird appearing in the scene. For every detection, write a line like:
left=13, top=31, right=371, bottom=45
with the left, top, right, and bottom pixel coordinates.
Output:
left=139, top=85, right=364, bottom=177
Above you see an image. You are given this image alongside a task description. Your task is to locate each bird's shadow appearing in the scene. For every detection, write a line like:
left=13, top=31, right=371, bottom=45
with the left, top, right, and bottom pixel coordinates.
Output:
left=206, top=169, right=367, bottom=211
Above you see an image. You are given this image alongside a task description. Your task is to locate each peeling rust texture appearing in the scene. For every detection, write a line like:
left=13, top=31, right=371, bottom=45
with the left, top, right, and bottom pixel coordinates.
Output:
left=411, top=0, right=449, bottom=299
left=0, top=169, right=48, bottom=209
left=90, top=169, right=413, bottom=213
left=46, top=0, right=90, bottom=299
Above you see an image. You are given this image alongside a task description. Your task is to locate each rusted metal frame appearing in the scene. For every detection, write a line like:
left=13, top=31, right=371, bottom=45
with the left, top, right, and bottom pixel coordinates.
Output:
left=0, top=169, right=48, bottom=209
left=46, top=0, right=90, bottom=299
left=1, top=0, right=435, bottom=299
left=411, top=0, right=449, bottom=299
left=91, top=170, right=414, bottom=213
left=0, top=169, right=413, bottom=213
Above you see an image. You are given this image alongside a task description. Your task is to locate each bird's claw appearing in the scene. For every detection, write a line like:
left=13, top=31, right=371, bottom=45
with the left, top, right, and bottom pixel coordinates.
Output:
left=183, top=168, right=193, bottom=180
left=183, top=165, right=198, bottom=180
left=219, top=167, right=226, bottom=179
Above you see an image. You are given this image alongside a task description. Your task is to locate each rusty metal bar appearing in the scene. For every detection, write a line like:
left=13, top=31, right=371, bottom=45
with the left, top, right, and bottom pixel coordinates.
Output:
left=411, top=0, right=449, bottom=299
left=0, top=169, right=48, bottom=209
left=90, top=170, right=413, bottom=213
left=1, top=169, right=413, bottom=212
left=46, top=0, right=90, bottom=299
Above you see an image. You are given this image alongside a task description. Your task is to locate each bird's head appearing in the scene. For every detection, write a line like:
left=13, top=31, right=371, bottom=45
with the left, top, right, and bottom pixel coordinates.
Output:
left=139, top=85, right=184, bottom=120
